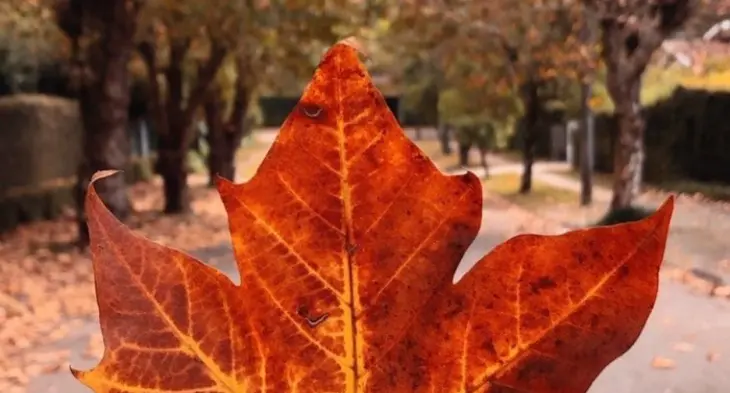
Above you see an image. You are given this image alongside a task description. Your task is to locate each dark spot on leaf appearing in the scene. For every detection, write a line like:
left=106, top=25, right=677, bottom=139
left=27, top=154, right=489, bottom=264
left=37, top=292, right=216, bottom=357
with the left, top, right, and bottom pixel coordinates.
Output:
left=530, top=276, right=557, bottom=294
left=480, top=337, right=498, bottom=356
left=592, top=250, right=602, bottom=260
left=618, top=265, right=630, bottom=279
left=572, top=250, right=585, bottom=264
left=515, top=355, right=556, bottom=382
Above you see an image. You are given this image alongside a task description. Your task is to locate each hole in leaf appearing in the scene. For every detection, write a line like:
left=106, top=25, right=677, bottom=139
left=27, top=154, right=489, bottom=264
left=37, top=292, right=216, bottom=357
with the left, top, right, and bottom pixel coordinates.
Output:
left=300, top=103, right=324, bottom=118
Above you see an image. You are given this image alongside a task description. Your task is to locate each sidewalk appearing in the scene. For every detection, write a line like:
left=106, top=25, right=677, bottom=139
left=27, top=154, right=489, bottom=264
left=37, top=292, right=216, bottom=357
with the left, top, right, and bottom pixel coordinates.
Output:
left=19, top=129, right=562, bottom=393
left=1, top=135, right=274, bottom=393
left=14, top=128, right=730, bottom=393
left=422, top=134, right=730, bottom=393
left=454, top=151, right=730, bottom=284
left=391, top=127, right=729, bottom=280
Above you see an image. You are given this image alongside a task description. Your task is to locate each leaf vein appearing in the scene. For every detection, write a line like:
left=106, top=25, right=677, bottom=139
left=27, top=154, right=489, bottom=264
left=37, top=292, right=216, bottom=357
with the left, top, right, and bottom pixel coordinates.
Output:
left=91, top=211, right=240, bottom=393
left=361, top=170, right=423, bottom=237
left=470, top=224, right=663, bottom=390
left=242, top=259, right=348, bottom=368
left=346, top=129, right=384, bottom=166
left=232, top=194, right=346, bottom=302
left=277, top=172, right=344, bottom=235
left=297, top=140, right=342, bottom=179
left=365, top=187, right=472, bottom=310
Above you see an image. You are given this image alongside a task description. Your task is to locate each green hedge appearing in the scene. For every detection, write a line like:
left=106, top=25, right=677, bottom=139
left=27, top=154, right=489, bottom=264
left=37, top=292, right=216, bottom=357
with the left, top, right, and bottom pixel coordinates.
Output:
left=509, top=109, right=566, bottom=157
left=0, top=94, right=158, bottom=232
left=258, top=96, right=403, bottom=128
left=574, top=88, right=730, bottom=184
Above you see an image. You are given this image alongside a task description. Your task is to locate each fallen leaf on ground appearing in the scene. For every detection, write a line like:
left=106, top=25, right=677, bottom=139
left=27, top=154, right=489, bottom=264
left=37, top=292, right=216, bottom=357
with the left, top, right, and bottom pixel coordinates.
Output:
left=672, top=342, right=695, bottom=352
left=665, top=267, right=686, bottom=282
left=707, top=352, right=721, bottom=362
left=682, top=333, right=697, bottom=341
left=712, top=285, right=730, bottom=298
left=71, top=40, right=675, bottom=393
left=651, top=356, right=677, bottom=370
left=719, top=259, right=730, bottom=273
left=0, top=170, right=263, bottom=390
left=681, top=269, right=722, bottom=295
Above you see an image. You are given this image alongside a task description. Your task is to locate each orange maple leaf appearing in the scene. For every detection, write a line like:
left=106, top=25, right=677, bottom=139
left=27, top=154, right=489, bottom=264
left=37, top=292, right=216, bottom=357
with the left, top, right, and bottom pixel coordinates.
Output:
left=72, top=40, right=674, bottom=393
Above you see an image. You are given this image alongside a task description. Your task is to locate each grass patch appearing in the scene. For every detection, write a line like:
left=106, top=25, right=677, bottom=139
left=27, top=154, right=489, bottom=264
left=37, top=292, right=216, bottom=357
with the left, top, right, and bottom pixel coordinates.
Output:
left=555, top=168, right=730, bottom=202
left=494, top=150, right=522, bottom=163
left=235, top=136, right=272, bottom=181
left=592, top=206, right=655, bottom=227
left=414, top=139, right=523, bottom=170
left=592, top=63, right=730, bottom=114
left=554, top=168, right=614, bottom=189
left=591, top=66, right=684, bottom=113
left=655, top=180, right=730, bottom=202
left=414, top=139, right=461, bottom=169
left=235, top=134, right=265, bottom=164
left=483, top=173, right=577, bottom=210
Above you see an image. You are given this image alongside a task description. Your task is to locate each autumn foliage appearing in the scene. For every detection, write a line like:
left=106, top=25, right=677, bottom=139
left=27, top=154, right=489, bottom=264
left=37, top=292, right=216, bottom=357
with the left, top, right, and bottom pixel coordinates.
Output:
left=72, top=40, right=674, bottom=392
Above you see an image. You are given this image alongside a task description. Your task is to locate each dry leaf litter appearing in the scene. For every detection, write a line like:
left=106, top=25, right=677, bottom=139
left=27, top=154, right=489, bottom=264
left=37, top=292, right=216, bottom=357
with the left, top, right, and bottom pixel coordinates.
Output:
left=0, top=174, right=235, bottom=392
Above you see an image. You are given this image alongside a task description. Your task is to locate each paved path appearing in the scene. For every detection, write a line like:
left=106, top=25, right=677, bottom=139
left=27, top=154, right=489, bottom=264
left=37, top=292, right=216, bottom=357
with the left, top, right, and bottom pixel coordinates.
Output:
left=462, top=159, right=730, bottom=282
left=418, top=125, right=730, bottom=283
left=25, top=128, right=730, bottom=393
left=27, top=227, right=730, bottom=393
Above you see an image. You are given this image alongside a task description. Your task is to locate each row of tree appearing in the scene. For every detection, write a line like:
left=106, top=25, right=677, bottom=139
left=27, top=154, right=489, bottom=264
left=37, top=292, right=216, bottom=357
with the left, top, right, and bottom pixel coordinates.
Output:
left=3, top=0, right=729, bottom=245
left=39, top=0, right=378, bottom=245
left=386, top=0, right=729, bottom=210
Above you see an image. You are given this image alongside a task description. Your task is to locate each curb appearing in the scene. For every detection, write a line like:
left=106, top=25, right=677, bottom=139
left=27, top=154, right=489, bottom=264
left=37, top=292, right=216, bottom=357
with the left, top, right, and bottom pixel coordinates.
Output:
left=441, top=166, right=730, bottom=302
left=669, top=267, right=730, bottom=299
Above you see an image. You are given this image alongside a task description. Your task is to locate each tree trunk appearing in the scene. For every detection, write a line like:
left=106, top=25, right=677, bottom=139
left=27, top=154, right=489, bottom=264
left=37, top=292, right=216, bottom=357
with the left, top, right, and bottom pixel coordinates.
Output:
left=579, top=5, right=595, bottom=207
left=478, top=146, right=489, bottom=178
left=75, top=86, right=132, bottom=243
left=608, top=75, right=644, bottom=210
left=205, top=95, right=235, bottom=184
left=458, top=142, right=470, bottom=167
left=138, top=38, right=227, bottom=214
left=157, top=134, right=190, bottom=213
left=205, top=57, right=252, bottom=185
left=520, top=80, right=540, bottom=194
left=159, top=159, right=189, bottom=213
left=156, top=44, right=193, bottom=214
left=520, top=144, right=534, bottom=194
left=69, top=1, right=139, bottom=246
left=439, top=123, right=452, bottom=155
left=596, top=10, right=678, bottom=210
left=216, top=136, right=237, bottom=182
left=579, top=80, right=594, bottom=206
left=205, top=99, right=225, bottom=185
left=414, top=126, right=422, bottom=140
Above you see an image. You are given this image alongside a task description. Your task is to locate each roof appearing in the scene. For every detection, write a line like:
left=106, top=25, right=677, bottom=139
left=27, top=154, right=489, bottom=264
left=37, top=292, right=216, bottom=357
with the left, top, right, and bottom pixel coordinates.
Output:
left=656, top=18, right=730, bottom=73
left=657, top=38, right=730, bottom=73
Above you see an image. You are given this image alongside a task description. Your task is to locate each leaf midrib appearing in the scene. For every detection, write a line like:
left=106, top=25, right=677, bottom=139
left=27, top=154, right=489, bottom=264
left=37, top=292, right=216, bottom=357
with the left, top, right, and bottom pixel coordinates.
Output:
left=333, top=49, right=361, bottom=391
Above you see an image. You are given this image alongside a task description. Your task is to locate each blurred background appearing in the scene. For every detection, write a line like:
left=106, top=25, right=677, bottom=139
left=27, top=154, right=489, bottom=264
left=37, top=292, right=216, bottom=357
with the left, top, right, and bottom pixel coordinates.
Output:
left=1, top=0, right=730, bottom=392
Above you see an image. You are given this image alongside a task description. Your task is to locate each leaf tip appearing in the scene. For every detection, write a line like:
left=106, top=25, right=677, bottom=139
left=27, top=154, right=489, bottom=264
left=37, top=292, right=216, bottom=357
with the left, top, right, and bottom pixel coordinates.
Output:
left=90, top=169, right=121, bottom=185
left=654, top=194, right=676, bottom=225
left=460, top=170, right=483, bottom=187
left=70, top=366, right=99, bottom=391
left=69, top=365, right=82, bottom=379
left=85, top=169, right=123, bottom=217
left=661, top=194, right=675, bottom=209
left=336, top=35, right=367, bottom=54
left=214, top=174, right=236, bottom=196
left=454, top=170, right=484, bottom=199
